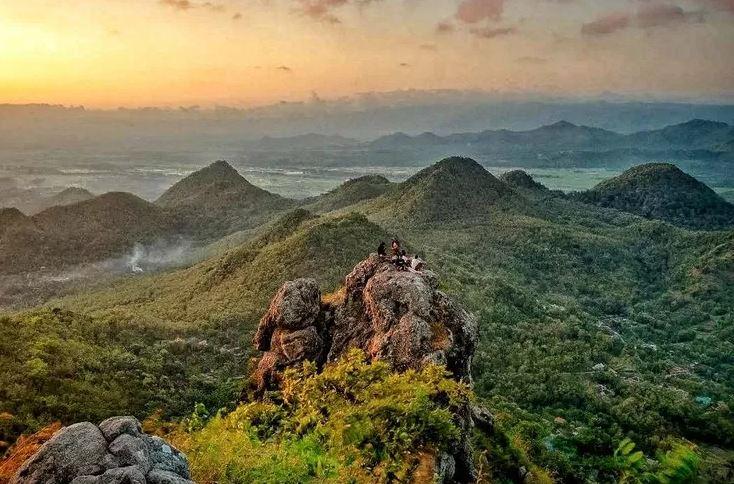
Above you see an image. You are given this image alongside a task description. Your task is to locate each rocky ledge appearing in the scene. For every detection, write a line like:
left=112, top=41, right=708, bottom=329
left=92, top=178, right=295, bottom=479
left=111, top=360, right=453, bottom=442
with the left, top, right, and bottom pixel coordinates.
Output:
left=250, top=253, right=481, bottom=482
left=11, top=416, right=191, bottom=484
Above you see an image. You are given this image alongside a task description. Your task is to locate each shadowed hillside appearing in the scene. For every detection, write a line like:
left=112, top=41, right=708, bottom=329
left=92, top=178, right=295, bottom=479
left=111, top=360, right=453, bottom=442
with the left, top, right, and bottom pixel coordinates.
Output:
left=301, top=175, right=394, bottom=213
left=499, top=170, right=548, bottom=192
left=576, top=163, right=734, bottom=230
left=0, top=192, right=176, bottom=274
left=156, top=160, right=295, bottom=239
left=367, top=157, right=527, bottom=224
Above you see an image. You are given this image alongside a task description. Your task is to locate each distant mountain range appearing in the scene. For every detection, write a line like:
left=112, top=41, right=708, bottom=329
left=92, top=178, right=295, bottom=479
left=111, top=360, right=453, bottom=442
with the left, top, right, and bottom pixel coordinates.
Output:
left=242, top=118, right=734, bottom=169
left=2, top=96, right=734, bottom=146
left=366, top=119, right=734, bottom=154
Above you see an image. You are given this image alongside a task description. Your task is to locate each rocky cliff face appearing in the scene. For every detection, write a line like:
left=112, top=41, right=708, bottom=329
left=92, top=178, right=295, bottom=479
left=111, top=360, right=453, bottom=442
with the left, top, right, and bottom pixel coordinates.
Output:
left=10, top=417, right=191, bottom=484
left=251, top=253, right=480, bottom=482
left=252, top=253, right=478, bottom=393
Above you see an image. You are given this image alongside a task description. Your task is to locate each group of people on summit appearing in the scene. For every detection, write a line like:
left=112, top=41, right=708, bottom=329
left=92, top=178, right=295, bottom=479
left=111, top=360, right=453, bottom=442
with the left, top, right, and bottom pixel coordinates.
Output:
left=377, top=238, right=425, bottom=272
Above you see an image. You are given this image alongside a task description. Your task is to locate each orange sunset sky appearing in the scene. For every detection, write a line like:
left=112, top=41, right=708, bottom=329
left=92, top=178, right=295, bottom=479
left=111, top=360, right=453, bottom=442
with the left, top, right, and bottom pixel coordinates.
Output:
left=1, top=0, right=732, bottom=108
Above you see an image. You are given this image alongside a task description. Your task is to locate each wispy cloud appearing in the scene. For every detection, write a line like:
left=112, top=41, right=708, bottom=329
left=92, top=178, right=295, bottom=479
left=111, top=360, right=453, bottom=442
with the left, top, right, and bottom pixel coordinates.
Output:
left=470, top=26, right=515, bottom=38
left=294, top=0, right=381, bottom=24
left=581, top=12, right=630, bottom=35
left=436, top=20, right=456, bottom=33
left=582, top=3, right=703, bottom=36
left=693, top=0, right=734, bottom=13
left=636, top=3, right=703, bottom=28
left=456, top=0, right=505, bottom=24
left=516, top=56, right=547, bottom=64
left=160, top=0, right=195, bottom=10
left=159, top=0, right=228, bottom=14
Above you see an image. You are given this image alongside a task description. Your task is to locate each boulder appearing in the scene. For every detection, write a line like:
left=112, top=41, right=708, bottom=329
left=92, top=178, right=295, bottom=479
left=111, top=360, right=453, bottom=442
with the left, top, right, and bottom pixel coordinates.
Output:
left=109, top=434, right=150, bottom=474
left=99, top=417, right=142, bottom=442
left=147, top=469, right=194, bottom=484
left=11, top=417, right=190, bottom=484
left=11, top=422, right=108, bottom=483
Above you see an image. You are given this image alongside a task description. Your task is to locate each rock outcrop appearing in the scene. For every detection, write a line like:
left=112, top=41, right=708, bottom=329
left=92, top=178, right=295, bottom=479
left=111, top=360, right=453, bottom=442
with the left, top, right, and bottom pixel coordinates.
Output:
left=251, top=254, right=480, bottom=482
left=252, top=254, right=478, bottom=393
left=10, top=417, right=191, bottom=484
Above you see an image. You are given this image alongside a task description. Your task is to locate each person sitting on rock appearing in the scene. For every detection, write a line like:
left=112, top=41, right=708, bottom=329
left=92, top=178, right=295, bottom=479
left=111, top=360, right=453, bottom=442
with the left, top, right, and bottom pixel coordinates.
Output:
left=391, top=238, right=401, bottom=256
left=393, top=249, right=410, bottom=271
left=410, top=255, right=425, bottom=272
left=377, top=241, right=386, bottom=257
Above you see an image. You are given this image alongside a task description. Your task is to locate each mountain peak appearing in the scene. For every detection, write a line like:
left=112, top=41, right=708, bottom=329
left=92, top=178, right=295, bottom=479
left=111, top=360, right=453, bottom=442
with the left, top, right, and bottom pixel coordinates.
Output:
left=369, top=157, right=526, bottom=223
left=155, top=160, right=294, bottom=238
left=431, top=155, right=484, bottom=172
left=500, top=170, right=547, bottom=191
left=303, top=175, right=394, bottom=213
left=582, top=163, right=734, bottom=230
left=544, top=120, right=577, bottom=130
left=0, top=207, right=29, bottom=229
left=674, top=119, right=729, bottom=130
left=200, top=159, right=239, bottom=176
left=156, top=161, right=257, bottom=208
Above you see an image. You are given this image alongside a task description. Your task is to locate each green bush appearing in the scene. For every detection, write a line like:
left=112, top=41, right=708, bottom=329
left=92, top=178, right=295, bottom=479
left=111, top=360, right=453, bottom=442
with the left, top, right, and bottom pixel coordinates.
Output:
left=174, top=350, right=473, bottom=483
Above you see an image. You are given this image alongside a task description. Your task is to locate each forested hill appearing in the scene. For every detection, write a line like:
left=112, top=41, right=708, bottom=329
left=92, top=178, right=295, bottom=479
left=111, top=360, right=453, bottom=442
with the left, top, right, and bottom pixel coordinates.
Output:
left=575, top=163, right=734, bottom=230
left=0, top=158, right=732, bottom=482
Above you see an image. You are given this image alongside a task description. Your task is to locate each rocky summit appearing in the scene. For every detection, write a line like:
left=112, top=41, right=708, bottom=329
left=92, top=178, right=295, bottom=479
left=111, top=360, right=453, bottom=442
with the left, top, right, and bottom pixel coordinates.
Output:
left=11, top=417, right=191, bottom=484
left=252, top=253, right=478, bottom=391
left=251, top=253, right=480, bottom=481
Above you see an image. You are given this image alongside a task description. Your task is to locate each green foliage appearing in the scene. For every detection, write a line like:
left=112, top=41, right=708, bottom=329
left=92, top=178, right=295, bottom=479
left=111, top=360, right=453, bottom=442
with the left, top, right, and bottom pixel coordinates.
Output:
left=576, top=163, right=734, bottom=230
left=175, top=350, right=474, bottom=483
left=614, top=437, right=700, bottom=483
left=2, top=160, right=733, bottom=480
left=0, top=308, right=247, bottom=447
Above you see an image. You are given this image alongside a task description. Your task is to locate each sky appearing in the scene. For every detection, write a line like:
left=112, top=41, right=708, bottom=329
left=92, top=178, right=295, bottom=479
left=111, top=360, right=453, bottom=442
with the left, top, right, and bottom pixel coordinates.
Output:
left=0, top=0, right=732, bottom=108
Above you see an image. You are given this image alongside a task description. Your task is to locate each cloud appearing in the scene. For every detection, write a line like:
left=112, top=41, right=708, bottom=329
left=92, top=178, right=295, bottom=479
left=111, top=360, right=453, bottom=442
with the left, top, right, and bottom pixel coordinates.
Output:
left=636, top=3, right=703, bottom=28
left=581, top=12, right=630, bottom=35
left=201, top=2, right=225, bottom=12
left=455, top=0, right=505, bottom=24
left=516, top=56, right=547, bottom=64
left=276, top=65, right=293, bottom=72
left=470, top=25, right=516, bottom=38
left=295, top=0, right=381, bottom=24
left=160, top=0, right=194, bottom=10
left=436, top=20, right=456, bottom=33
left=693, top=0, right=734, bottom=13
left=581, top=3, right=702, bottom=36
left=160, top=0, right=228, bottom=14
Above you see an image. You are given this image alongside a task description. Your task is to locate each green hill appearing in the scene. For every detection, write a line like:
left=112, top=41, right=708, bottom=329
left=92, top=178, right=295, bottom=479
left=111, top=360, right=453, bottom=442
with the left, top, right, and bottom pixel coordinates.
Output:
left=40, top=187, right=94, bottom=211
left=156, top=160, right=295, bottom=239
left=576, top=163, right=734, bottom=230
left=0, top=192, right=175, bottom=274
left=301, top=175, right=394, bottom=213
left=499, top=170, right=548, bottom=191
left=367, top=157, right=527, bottom=224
